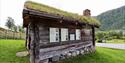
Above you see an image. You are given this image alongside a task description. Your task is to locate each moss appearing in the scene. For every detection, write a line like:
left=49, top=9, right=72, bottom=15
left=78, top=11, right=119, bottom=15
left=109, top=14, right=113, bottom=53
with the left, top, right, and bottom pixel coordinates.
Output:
left=24, top=1, right=100, bottom=26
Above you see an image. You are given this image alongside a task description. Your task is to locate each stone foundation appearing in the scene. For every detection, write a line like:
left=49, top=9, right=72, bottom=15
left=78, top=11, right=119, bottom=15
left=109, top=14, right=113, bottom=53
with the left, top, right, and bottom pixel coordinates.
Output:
left=37, top=45, right=95, bottom=63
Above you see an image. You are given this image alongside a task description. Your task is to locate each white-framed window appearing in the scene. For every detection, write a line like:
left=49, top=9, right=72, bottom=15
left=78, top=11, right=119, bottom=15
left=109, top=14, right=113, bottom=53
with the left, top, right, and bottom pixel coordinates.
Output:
left=49, top=28, right=59, bottom=42
left=61, top=28, right=68, bottom=41
left=76, top=29, right=81, bottom=40
left=70, top=34, right=75, bottom=40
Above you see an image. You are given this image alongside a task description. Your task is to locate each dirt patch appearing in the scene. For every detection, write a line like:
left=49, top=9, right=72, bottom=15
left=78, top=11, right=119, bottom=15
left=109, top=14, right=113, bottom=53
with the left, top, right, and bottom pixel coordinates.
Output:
left=16, top=51, right=29, bottom=57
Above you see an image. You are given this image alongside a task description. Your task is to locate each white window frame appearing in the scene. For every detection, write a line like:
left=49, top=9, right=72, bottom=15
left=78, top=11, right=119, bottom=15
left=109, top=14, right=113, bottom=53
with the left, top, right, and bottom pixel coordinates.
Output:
left=76, top=29, right=81, bottom=40
left=61, top=28, right=68, bottom=41
left=49, top=28, right=59, bottom=42
left=70, top=34, right=75, bottom=40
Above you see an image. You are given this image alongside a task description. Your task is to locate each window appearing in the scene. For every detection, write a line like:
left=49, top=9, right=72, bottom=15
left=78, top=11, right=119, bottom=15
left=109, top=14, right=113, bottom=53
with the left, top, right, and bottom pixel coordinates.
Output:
left=70, top=34, right=75, bottom=40
left=49, top=28, right=81, bottom=42
left=76, top=29, right=81, bottom=40
left=49, top=28, right=59, bottom=42
left=69, top=29, right=75, bottom=40
left=61, top=28, right=68, bottom=41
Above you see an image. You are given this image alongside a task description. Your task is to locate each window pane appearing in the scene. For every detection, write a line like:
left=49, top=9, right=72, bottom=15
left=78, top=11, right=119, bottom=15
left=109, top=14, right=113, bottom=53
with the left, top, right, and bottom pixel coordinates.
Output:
left=61, top=28, right=68, bottom=41
left=76, top=29, right=81, bottom=40
left=70, top=34, right=75, bottom=40
left=50, top=28, right=59, bottom=42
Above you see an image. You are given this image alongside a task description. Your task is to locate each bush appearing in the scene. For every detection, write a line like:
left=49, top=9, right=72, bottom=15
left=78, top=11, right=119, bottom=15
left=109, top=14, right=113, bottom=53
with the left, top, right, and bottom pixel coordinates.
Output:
left=109, top=31, right=123, bottom=39
left=96, top=30, right=124, bottom=43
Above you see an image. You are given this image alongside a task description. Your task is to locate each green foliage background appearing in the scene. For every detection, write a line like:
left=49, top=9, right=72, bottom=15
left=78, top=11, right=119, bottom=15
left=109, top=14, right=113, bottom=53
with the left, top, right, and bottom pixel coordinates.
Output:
left=96, top=6, right=125, bottom=31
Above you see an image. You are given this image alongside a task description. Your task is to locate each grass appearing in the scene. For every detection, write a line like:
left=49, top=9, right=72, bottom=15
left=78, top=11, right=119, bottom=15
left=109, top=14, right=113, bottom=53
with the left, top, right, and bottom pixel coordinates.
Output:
left=58, top=47, right=125, bottom=63
left=0, top=40, right=29, bottom=63
left=0, top=40, right=125, bottom=63
left=24, top=1, right=100, bottom=26
left=106, top=39, right=125, bottom=44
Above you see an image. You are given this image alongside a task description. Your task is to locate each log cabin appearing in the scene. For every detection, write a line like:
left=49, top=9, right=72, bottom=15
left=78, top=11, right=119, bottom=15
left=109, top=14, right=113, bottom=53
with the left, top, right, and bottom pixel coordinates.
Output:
left=23, top=1, right=100, bottom=63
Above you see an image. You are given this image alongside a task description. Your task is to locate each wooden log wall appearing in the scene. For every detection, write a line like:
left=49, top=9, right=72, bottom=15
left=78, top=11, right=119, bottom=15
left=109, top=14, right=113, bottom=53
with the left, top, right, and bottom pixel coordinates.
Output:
left=27, top=17, right=95, bottom=63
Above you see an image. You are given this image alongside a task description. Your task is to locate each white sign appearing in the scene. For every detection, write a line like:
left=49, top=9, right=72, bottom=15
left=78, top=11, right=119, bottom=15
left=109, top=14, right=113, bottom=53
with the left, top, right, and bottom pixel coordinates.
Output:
left=61, top=28, right=68, bottom=41
left=76, top=29, right=81, bottom=40
left=70, top=34, right=75, bottom=40
left=49, top=28, right=59, bottom=42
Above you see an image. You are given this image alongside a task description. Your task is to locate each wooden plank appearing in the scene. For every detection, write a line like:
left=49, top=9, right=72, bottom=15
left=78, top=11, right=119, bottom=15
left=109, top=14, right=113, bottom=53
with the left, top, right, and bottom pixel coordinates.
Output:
left=39, top=41, right=91, bottom=53
left=39, top=42, right=93, bottom=60
left=92, top=27, right=95, bottom=46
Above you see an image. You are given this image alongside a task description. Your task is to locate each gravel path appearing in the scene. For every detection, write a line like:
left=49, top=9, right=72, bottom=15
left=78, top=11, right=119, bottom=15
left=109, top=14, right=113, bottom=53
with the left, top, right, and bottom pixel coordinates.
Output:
left=96, top=43, right=125, bottom=50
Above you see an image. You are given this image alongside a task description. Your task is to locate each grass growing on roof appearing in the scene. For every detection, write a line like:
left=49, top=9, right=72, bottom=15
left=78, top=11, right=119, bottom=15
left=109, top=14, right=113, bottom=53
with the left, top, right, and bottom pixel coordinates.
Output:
left=24, top=1, right=100, bottom=26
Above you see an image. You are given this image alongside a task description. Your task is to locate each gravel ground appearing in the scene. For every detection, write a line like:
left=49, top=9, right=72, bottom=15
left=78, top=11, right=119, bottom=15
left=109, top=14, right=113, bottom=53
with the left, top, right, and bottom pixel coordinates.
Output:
left=96, top=43, right=125, bottom=50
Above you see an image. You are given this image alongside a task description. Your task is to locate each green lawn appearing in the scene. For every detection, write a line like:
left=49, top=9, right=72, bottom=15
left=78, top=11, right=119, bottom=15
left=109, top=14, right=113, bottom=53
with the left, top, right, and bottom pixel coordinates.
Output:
left=58, top=47, right=125, bottom=63
left=0, top=40, right=29, bottom=63
left=106, top=39, right=125, bottom=44
left=0, top=40, right=125, bottom=63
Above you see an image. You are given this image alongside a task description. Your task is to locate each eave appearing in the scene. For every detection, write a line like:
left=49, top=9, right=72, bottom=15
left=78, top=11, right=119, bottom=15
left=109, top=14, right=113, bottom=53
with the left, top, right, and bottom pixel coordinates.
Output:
left=23, top=9, right=99, bottom=28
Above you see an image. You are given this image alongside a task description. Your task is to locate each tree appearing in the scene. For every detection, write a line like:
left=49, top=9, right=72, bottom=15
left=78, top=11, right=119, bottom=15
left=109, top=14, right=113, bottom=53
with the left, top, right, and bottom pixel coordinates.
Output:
left=13, top=25, right=18, bottom=39
left=13, top=25, right=18, bottom=32
left=18, top=25, right=24, bottom=39
left=5, top=17, right=15, bottom=31
left=96, top=31, right=108, bottom=43
left=5, top=17, right=15, bottom=39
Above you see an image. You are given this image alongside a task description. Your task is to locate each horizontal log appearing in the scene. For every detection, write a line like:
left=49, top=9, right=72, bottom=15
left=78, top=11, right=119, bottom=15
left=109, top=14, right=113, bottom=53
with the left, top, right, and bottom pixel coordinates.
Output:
left=39, top=42, right=93, bottom=60
left=39, top=36, right=49, bottom=39
left=39, top=41, right=92, bottom=53
left=39, top=40, right=92, bottom=48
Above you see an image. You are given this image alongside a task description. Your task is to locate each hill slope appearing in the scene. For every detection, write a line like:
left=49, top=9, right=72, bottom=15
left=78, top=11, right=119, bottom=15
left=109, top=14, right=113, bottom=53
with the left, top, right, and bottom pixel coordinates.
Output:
left=97, top=6, right=125, bottom=31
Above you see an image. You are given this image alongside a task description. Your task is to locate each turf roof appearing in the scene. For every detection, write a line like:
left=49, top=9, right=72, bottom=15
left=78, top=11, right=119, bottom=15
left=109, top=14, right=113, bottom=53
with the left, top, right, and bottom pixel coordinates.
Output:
left=24, top=1, right=100, bottom=26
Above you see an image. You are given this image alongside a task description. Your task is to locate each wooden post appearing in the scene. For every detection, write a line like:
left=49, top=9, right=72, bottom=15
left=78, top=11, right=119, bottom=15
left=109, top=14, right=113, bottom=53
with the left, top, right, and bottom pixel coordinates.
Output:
left=25, top=27, right=28, bottom=47
left=33, top=22, right=40, bottom=63
left=92, top=26, right=95, bottom=46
